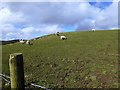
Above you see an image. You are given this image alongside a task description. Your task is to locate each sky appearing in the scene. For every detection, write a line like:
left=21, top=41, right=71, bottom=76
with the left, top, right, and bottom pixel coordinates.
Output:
left=0, top=0, right=119, bottom=40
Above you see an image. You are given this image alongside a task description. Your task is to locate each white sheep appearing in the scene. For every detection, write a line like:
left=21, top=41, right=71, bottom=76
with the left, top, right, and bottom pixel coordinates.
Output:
left=56, top=32, right=60, bottom=36
left=92, top=29, right=95, bottom=31
left=26, top=40, right=30, bottom=45
left=19, top=40, right=25, bottom=44
left=60, top=36, right=67, bottom=40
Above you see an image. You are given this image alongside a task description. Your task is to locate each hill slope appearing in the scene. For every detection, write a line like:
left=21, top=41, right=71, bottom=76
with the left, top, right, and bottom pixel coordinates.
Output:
left=2, top=30, right=118, bottom=88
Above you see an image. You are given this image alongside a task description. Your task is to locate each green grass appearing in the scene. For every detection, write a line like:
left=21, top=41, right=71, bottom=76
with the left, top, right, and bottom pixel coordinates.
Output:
left=2, top=30, right=118, bottom=88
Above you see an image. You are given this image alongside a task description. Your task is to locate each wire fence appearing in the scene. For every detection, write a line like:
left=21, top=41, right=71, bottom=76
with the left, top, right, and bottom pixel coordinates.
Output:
left=0, top=73, right=11, bottom=84
left=0, top=76, right=10, bottom=84
left=0, top=73, right=50, bottom=90
left=0, top=73, right=10, bottom=79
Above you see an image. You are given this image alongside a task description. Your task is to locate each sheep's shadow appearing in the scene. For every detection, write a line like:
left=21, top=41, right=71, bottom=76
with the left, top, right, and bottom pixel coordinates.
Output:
left=26, top=43, right=33, bottom=45
left=29, top=43, right=33, bottom=45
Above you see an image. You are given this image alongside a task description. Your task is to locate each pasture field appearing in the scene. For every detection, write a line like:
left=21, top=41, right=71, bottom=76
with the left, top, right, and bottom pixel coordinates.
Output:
left=2, top=30, right=119, bottom=88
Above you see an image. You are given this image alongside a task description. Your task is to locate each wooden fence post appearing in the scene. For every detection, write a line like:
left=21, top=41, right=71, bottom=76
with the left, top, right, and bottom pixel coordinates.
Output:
left=9, top=53, right=25, bottom=90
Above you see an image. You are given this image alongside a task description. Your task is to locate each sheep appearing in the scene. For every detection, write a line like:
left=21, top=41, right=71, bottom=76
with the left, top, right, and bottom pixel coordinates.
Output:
left=60, top=35, right=67, bottom=40
left=26, top=40, right=30, bottom=45
left=92, top=29, right=95, bottom=32
left=19, top=40, right=25, bottom=44
left=56, top=32, right=60, bottom=36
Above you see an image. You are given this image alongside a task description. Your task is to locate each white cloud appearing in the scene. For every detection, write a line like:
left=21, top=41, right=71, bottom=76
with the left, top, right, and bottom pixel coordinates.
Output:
left=1, top=24, right=16, bottom=34
left=36, top=24, right=64, bottom=34
left=95, top=2, right=118, bottom=29
left=0, top=7, right=26, bottom=25
left=76, top=1, right=118, bottom=30
left=1, top=24, right=64, bottom=40
left=1, top=0, right=118, bottom=2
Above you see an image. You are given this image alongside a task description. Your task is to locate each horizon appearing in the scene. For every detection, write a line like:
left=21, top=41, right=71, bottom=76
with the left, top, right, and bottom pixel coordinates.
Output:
left=1, top=29, right=119, bottom=41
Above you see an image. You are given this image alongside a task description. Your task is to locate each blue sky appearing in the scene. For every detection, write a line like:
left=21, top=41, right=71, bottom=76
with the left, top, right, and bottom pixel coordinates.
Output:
left=0, top=0, right=118, bottom=40
left=89, top=2, right=112, bottom=9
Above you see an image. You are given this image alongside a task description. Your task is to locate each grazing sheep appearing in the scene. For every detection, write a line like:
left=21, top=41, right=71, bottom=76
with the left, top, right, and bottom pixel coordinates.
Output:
left=26, top=40, right=30, bottom=45
left=92, top=29, right=95, bottom=31
left=19, top=40, right=25, bottom=44
left=56, top=32, right=60, bottom=36
left=60, top=36, right=67, bottom=40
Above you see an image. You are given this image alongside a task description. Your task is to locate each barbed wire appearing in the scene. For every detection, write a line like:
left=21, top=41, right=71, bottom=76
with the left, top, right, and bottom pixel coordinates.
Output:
left=0, top=76, right=10, bottom=84
left=31, top=83, right=50, bottom=90
left=0, top=73, right=51, bottom=90
left=0, top=73, right=10, bottom=79
left=0, top=73, right=11, bottom=84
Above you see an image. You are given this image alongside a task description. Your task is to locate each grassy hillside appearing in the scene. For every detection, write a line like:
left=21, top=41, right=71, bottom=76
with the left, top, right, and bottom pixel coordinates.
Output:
left=2, top=30, right=118, bottom=88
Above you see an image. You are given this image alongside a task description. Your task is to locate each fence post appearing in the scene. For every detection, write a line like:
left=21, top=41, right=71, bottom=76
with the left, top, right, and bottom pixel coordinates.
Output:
left=9, top=53, right=25, bottom=90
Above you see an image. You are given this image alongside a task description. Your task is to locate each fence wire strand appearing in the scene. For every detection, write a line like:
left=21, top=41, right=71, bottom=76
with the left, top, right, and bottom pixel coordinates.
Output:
left=0, top=73, right=51, bottom=90
left=31, top=83, right=50, bottom=90
left=0, top=73, right=10, bottom=79
left=0, top=76, right=10, bottom=84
